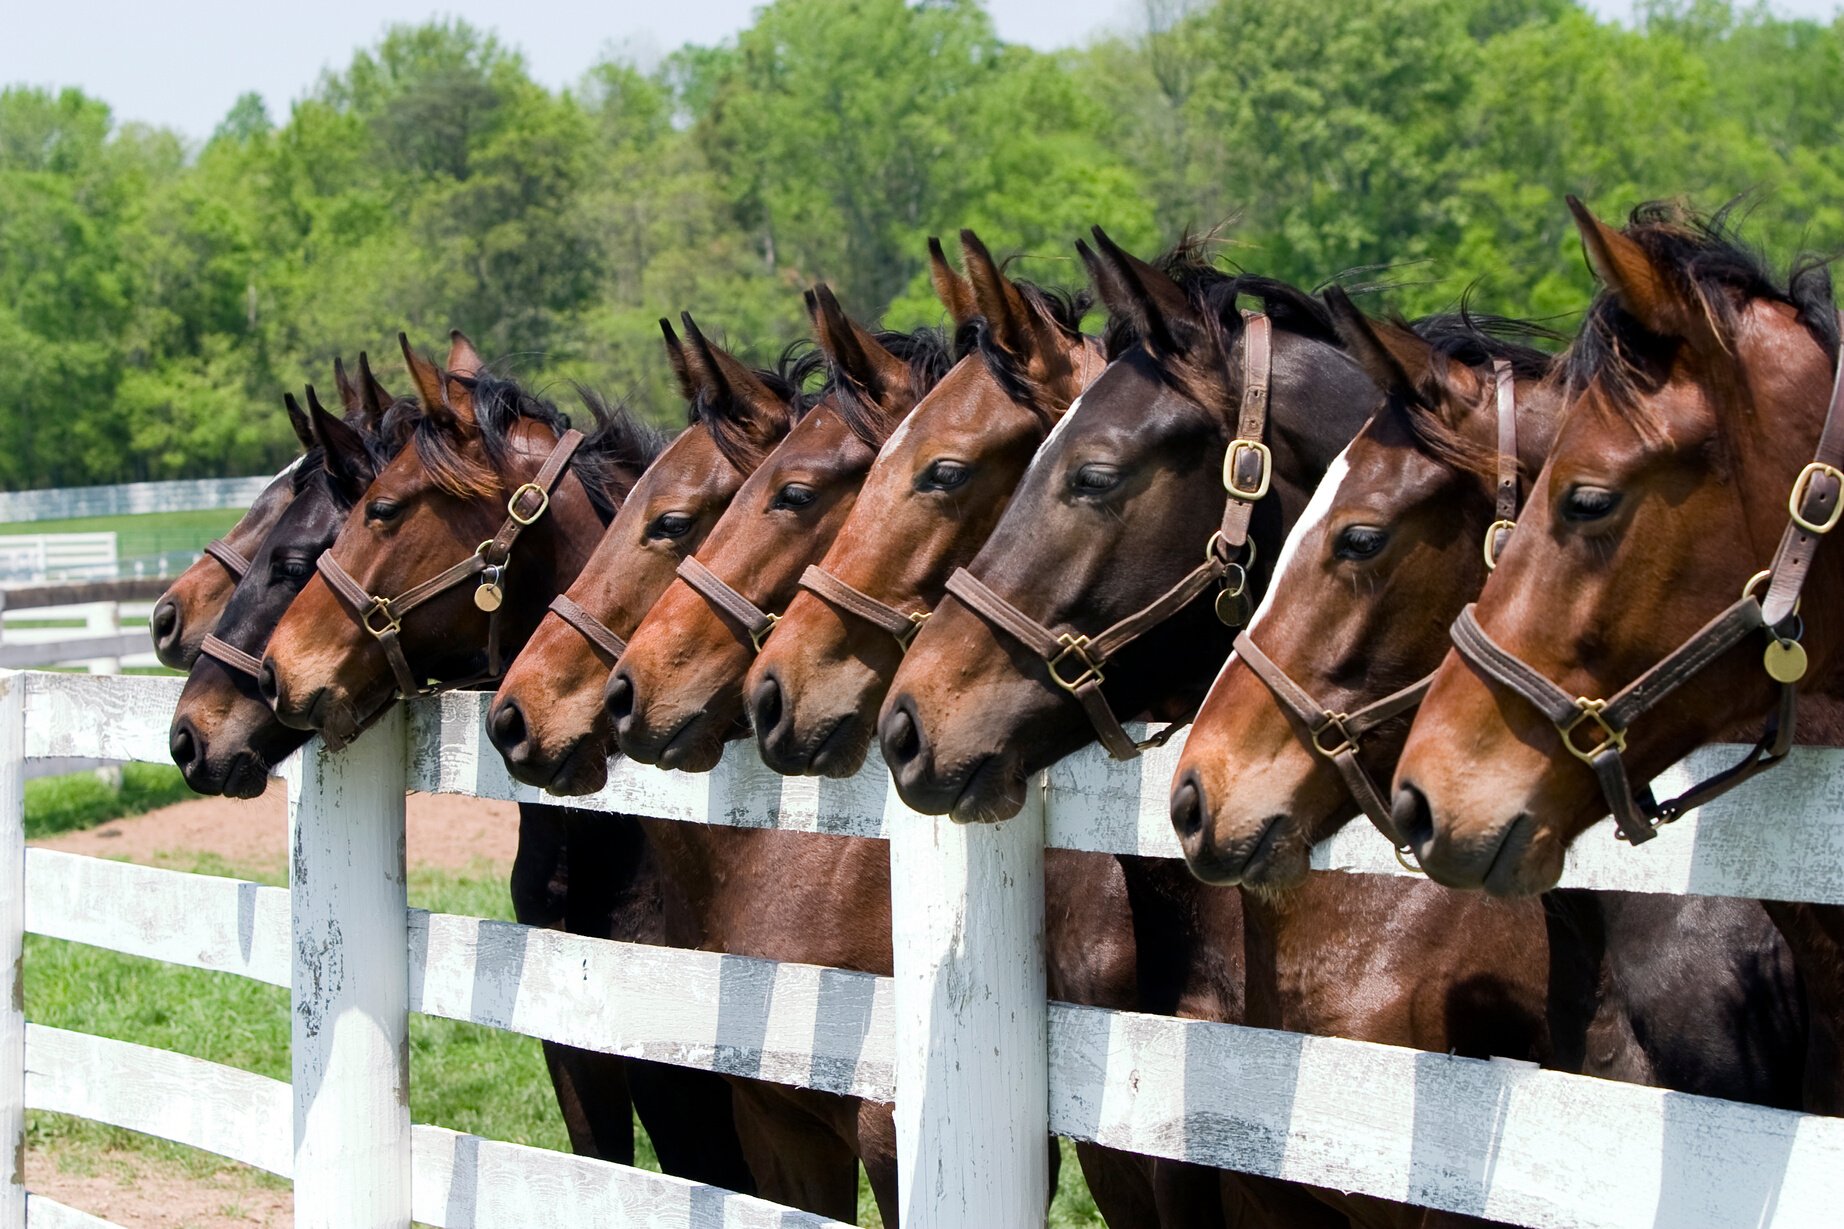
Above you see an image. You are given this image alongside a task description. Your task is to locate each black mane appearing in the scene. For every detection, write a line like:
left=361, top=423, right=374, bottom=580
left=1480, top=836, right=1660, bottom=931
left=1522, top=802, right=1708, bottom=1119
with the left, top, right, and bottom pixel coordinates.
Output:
left=1101, top=236, right=1343, bottom=361
left=834, top=325, right=958, bottom=450
left=687, top=341, right=826, bottom=474
left=946, top=279, right=1094, bottom=416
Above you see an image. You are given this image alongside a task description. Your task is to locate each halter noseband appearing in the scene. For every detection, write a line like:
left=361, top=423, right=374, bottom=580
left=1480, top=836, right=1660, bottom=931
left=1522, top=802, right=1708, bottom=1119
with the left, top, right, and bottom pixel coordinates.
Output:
left=314, top=428, right=585, bottom=701
left=1450, top=315, right=1844, bottom=844
left=943, top=312, right=1274, bottom=761
left=202, top=539, right=253, bottom=580
left=1234, top=360, right=1521, bottom=854
left=547, top=593, right=629, bottom=662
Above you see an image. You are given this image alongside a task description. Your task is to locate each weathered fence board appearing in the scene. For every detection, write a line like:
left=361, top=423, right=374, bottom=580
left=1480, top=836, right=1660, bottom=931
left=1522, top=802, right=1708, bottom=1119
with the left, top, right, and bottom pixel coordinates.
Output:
left=410, top=1124, right=850, bottom=1229
left=0, top=476, right=273, bottom=524
left=21, top=674, right=177, bottom=765
left=21, top=1026, right=290, bottom=1177
left=410, top=912, right=895, bottom=1101
left=23, top=1195, right=125, bottom=1229
left=1048, top=1003, right=1844, bottom=1229
left=0, top=634, right=150, bottom=672
left=2, top=677, right=24, bottom=1229
left=22, top=850, right=291, bottom=987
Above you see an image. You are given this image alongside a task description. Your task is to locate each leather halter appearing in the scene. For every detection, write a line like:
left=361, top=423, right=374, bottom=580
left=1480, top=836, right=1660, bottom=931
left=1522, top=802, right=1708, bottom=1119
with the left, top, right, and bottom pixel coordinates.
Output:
left=1450, top=317, right=1844, bottom=844
left=944, top=312, right=1274, bottom=760
left=1234, top=360, right=1521, bottom=848
left=676, top=555, right=782, bottom=653
left=315, top=429, right=585, bottom=700
left=547, top=593, right=628, bottom=662
left=202, top=539, right=252, bottom=580
left=200, top=632, right=266, bottom=680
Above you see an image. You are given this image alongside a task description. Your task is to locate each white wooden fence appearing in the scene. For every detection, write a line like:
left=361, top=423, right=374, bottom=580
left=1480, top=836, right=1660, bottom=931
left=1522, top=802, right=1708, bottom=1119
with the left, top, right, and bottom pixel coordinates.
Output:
left=0, top=536, right=119, bottom=587
left=0, top=477, right=273, bottom=524
left=3, top=668, right=1842, bottom=1229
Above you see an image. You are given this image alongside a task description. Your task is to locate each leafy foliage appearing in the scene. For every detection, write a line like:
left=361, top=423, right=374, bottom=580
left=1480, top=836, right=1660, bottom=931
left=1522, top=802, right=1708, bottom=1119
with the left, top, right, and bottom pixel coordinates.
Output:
left=4, top=0, right=1842, bottom=487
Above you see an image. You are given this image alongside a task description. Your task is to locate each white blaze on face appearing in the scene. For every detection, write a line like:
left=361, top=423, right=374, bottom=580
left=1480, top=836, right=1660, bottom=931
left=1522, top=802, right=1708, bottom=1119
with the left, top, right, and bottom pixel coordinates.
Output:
left=874, top=403, right=921, bottom=463
left=1210, top=443, right=1354, bottom=687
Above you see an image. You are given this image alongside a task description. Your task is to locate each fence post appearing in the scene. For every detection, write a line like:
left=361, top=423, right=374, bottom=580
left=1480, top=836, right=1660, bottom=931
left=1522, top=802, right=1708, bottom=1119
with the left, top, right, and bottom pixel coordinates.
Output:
left=287, top=708, right=411, bottom=1228
left=888, top=784, right=1049, bottom=1228
left=1, top=674, right=25, bottom=1228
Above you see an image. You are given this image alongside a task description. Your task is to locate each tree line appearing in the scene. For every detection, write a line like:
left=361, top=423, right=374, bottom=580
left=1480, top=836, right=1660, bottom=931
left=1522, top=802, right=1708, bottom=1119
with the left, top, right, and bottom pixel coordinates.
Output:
left=3, top=0, right=1840, bottom=489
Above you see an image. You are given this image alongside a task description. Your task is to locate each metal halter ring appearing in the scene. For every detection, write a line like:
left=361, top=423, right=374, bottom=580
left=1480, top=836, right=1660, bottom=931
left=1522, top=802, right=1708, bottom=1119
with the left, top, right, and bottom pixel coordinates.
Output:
left=1788, top=461, right=1843, bottom=535
left=1310, top=712, right=1357, bottom=758
left=898, top=610, right=930, bottom=648
left=1205, top=531, right=1257, bottom=570
left=1223, top=440, right=1273, bottom=502
left=748, top=612, right=781, bottom=654
left=1048, top=633, right=1105, bottom=692
left=362, top=598, right=401, bottom=638
left=507, top=482, right=551, bottom=527
left=1394, top=844, right=1425, bottom=874
left=1482, top=519, right=1516, bottom=571
left=1560, top=696, right=1626, bottom=763
left=1742, top=568, right=1801, bottom=618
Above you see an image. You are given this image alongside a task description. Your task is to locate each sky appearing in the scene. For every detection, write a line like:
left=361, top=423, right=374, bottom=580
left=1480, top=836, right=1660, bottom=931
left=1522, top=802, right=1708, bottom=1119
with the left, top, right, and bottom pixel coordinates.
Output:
left=8, top=0, right=1843, bottom=142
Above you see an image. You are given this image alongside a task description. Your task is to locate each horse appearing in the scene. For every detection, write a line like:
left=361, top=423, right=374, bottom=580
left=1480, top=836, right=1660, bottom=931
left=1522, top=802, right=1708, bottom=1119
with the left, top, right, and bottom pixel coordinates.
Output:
left=488, top=315, right=821, bottom=794
left=1390, top=199, right=1844, bottom=1111
left=1168, top=290, right=1806, bottom=1109
left=148, top=356, right=390, bottom=668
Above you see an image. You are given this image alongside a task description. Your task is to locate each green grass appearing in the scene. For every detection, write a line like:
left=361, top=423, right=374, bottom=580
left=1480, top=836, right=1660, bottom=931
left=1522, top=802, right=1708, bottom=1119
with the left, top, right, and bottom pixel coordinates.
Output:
left=24, top=762, right=196, bottom=839
left=24, top=856, right=1103, bottom=1224
left=0, top=508, right=244, bottom=560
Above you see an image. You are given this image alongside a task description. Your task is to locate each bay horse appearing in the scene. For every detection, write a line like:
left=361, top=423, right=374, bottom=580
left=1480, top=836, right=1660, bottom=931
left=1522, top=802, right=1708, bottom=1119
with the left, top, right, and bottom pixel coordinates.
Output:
left=881, top=230, right=1548, bottom=1229
left=178, top=336, right=753, bottom=1182
left=149, top=356, right=390, bottom=668
left=1391, top=200, right=1844, bottom=1110
left=488, top=316, right=821, bottom=794
left=1169, top=291, right=1806, bottom=1109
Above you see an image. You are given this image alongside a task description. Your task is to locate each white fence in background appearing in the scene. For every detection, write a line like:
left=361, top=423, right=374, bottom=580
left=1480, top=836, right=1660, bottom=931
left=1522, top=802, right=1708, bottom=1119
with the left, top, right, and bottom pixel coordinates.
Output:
left=3, top=669, right=1843, bottom=1228
left=0, top=477, right=273, bottom=525
left=0, top=603, right=155, bottom=676
left=0, top=536, right=119, bottom=588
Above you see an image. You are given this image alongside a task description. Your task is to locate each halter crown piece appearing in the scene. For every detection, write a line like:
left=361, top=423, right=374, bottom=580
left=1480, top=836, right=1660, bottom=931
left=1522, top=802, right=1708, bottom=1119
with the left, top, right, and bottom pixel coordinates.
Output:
left=1234, top=360, right=1521, bottom=859
left=314, top=429, right=585, bottom=701
left=945, top=311, right=1275, bottom=760
left=1451, top=313, right=1844, bottom=845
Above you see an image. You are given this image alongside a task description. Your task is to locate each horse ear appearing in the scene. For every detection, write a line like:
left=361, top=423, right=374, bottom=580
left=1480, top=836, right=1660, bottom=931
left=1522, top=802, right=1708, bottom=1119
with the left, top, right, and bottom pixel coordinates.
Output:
left=400, top=333, right=461, bottom=429
left=960, top=229, right=1035, bottom=357
left=808, top=283, right=909, bottom=407
left=356, top=352, right=393, bottom=420
left=1087, top=226, right=1202, bottom=357
left=333, top=357, right=363, bottom=416
left=447, top=330, right=485, bottom=379
left=284, top=392, right=316, bottom=452
left=678, top=312, right=793, bottom=437
left=1323, top=286, right=1426, bottom=405
left=661, top=317, right=700, bottom=403
left=1567, top=196, right=1690, bottom=340
left=306, top=385, right=375, bottom=496
left=929, top=236, right=978, bottom=329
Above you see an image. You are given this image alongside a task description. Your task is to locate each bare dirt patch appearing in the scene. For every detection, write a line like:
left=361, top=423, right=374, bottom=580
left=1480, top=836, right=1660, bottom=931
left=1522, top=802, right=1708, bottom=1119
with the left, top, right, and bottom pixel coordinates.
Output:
left=33, top=780, right=520, bottom=876
left=27, top=1148, right=290, bottom=1228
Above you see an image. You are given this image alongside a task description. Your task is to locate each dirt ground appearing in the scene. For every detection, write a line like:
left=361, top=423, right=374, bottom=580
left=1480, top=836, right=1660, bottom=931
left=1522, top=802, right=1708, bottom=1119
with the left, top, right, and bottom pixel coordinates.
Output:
left=29, top=784, right=523, bottom=1227
left=34, top=779, right=521, bottom=877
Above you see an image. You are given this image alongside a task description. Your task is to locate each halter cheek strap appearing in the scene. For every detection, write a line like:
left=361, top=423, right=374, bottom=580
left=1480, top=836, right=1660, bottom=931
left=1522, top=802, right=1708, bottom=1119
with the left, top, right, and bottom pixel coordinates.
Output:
left=798, top=565, right=929, bottom=648
left=676, top=555, right=781, bottom=653
left=1234, top=361, right=1521, bottom=850
left=944, top=313, right=1274, bottom=761
left=548, top=593, right=628, bottom=662
left=1450, top=315, right=1844, bottom=844
left=317, top=428, right=585, bottom=700
left=203, top=539, right=252, bottom=580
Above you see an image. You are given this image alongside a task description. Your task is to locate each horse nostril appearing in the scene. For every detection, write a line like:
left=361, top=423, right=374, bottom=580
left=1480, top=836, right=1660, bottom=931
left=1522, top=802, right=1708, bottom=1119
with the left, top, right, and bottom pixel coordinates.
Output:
left=489, top=699, right=529, bottom=757
left=151, top=599, right=180, bottom=647
left=880, top=699, right=922, bottom=770
left=171, top=721, right=202, bottom=774
left=1393, top=782, right=1436, bottom=856
left=258, top=659, right=281, bottom=707
left=1170, top=773, right=1206, bottom=840
left=604, top=670, right=636, bottom=726
left=751, top=673, right=783, bottom=737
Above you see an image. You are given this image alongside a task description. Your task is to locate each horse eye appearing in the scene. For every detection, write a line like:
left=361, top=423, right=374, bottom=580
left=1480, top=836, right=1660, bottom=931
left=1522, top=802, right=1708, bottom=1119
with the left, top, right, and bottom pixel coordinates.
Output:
left=366, top=499, right=400, bottom=523
left=1562, top=485, right=1622, bottom=523
left=1072, top=464, right=1119, bottom=494
left=776, top=483, right=817, bottom=509
left=924, top=460, right=970, bottom=490
left=1333, top=525, right=1389, bottom=562
left=272, top=556, right=314, bottom=583
left=650, top=512, right=695, bottom=539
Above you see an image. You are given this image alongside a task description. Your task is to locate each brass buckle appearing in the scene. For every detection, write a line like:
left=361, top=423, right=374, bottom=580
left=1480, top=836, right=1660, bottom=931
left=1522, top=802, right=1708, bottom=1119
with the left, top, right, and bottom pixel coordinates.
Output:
left=508, top=482, right=550, bottom=526
left=1788, top=461, right=1843, bottom=535
left=1223, top=440, right=1273, bottom=502
left=1311, top=712, right=1356, bottom=758
left=362, top=597, right=401, bottom=638
left=1560, top=697, right=1625, bottom=763
left=748, top=612, right=781, bottom=654
left=1482, top=519, right=1515, bottom=571
left=896, top=610, right=930, bottom=649
left=1048, top=633, right=1104, bottom=692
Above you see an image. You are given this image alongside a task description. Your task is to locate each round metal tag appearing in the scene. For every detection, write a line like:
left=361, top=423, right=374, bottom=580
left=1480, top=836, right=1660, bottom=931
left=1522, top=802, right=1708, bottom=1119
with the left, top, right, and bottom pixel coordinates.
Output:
left=474, top=582, right=504, bottom=613
left=1215, top=588, right=1253, bottom=628
left=1764, top=638, right=1808, bottom=684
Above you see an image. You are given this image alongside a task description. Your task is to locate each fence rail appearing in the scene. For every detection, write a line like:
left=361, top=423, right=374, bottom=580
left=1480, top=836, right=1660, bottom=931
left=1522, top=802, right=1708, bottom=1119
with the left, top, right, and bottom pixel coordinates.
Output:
left=4, top=668, right=1841, bottom=1228
left=0, top=476, right=274, bottom=525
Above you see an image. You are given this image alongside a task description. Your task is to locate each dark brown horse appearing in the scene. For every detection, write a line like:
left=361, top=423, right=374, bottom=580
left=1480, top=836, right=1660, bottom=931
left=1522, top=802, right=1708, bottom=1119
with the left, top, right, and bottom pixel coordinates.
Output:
left=488, top=317, right=820, bottom=794
left=1169, top=293, right=1806, bottom=1110
left=1392, top=200, right=1844, bottom=1110
left=149, top=356, right=390, bottom=668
